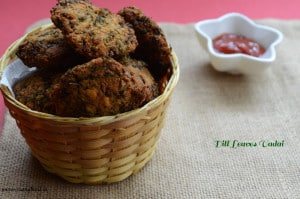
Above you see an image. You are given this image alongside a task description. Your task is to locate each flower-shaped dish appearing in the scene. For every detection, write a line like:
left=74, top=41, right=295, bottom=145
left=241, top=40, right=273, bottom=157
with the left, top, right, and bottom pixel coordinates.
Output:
left=194, top=13, right=283, bottom=74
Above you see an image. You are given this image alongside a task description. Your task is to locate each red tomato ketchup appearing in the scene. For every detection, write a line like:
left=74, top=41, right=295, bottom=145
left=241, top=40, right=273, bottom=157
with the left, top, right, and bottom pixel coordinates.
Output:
left=212, top=33, right=265, bottom=57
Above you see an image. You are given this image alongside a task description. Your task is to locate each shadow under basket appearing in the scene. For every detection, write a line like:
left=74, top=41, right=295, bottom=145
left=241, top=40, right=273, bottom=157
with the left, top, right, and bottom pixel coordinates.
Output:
left=0, top=24, right=179, bottom=184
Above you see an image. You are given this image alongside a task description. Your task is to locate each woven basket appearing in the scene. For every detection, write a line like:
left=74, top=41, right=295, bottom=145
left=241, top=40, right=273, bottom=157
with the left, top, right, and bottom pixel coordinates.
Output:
left=0, top=24, right=179, bottom=184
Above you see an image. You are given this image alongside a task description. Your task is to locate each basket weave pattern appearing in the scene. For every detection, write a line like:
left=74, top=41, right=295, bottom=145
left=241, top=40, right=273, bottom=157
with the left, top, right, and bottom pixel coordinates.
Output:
left=0, top=24, right=179, bottom=184
left=6, top=95, right=170, bottom=183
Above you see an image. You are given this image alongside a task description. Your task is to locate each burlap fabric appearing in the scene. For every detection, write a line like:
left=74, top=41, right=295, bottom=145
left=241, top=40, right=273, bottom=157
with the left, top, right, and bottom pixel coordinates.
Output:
left=1, top=20, right=300, bottom=198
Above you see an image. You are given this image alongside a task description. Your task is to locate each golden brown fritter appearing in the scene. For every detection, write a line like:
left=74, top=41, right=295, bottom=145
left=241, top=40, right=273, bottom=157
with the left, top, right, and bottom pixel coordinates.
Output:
left=118, top=6, right=173, bottom=92
left=50, top=57, right=158, bottom=117
left=119, top=56, right=159, bottom=97
left=50, top=0, right=138, bottom=59
left=13, top=69, right=64, bottom=114
left=16, top=26, right=85, bottom=69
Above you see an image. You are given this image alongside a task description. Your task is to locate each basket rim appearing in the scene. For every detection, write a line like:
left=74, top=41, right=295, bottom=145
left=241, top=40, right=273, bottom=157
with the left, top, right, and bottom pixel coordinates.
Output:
left=0, top=23, right=180, bottom=125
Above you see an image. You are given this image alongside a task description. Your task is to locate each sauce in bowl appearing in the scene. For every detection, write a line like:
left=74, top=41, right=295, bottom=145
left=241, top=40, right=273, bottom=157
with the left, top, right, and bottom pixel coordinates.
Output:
left=213, top=33, right=265, bottom=57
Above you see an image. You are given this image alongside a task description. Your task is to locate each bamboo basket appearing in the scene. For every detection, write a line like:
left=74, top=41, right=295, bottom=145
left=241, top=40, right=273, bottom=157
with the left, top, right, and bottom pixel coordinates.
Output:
left=0, top=24, right=179, bottom=184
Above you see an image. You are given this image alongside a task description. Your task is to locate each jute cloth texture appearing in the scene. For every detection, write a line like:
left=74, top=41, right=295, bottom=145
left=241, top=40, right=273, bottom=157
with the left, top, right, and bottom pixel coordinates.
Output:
left=1, top=20, right=300, bottom=198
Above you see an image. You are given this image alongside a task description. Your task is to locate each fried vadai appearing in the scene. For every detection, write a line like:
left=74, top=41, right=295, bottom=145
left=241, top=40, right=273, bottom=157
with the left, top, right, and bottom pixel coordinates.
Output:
left=51, top=0, right=138, bottom=59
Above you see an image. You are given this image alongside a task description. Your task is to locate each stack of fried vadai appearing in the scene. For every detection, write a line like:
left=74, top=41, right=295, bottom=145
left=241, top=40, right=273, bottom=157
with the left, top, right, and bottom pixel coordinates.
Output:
left=14, top=0, right=172, bottom=117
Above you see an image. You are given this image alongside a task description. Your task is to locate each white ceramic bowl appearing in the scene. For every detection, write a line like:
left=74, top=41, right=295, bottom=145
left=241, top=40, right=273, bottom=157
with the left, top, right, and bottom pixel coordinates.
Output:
left=194, top=13, right=283, bottom=74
